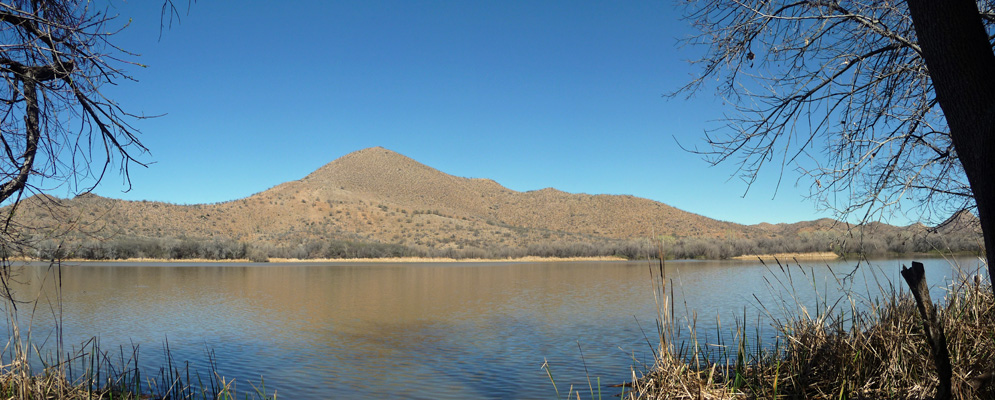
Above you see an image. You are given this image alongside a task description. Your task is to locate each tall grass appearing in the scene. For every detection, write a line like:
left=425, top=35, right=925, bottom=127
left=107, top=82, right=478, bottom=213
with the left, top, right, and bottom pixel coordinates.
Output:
left=0, top=259, right=276, bottom=399
left=627, top=257, right=995, bottom=399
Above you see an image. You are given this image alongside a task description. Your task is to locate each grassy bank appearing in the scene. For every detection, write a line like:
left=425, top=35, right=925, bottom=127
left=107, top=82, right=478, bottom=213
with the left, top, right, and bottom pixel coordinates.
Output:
left=625, top=258, right=995, bottom=399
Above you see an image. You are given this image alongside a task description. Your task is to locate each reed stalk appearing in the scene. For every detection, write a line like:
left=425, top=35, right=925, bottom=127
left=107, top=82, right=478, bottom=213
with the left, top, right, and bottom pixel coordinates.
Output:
left=0, top=258, right=277, bottom=400
left=628, top=258, right=995, bottom=399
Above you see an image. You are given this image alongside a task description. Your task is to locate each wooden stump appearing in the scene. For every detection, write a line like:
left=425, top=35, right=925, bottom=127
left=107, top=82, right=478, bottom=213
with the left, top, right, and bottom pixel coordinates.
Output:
left=901, top=261, right=952, bottom=400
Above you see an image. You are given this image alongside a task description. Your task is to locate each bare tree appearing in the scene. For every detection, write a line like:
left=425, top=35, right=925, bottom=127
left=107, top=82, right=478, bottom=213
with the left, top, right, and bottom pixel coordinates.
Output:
left=676, top=0, right=995, bottom=281
left=0, top=1, right=148, bottom=220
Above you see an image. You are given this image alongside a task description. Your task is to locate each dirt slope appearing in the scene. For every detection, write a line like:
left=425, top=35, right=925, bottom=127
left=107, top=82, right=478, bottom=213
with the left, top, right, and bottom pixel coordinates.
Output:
left=8, top=147, right=967, bottom=254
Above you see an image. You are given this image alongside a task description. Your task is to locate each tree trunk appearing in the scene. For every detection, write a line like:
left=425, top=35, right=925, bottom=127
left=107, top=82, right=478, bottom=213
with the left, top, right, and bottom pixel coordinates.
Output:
left=0, top=78, right=39, bottom=204
left=905, top=0, right=995, bottom=292
left=902, top=262, right=952, bottom=400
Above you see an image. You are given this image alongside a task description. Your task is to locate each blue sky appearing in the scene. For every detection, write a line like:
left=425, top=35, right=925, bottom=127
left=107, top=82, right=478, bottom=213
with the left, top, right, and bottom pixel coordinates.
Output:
left=85, top=0, right=835, bottom=225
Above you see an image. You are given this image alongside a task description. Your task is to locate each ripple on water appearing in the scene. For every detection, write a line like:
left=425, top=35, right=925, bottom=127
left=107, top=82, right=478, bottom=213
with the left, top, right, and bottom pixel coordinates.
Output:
left=0, top=257, right=978, bottom=399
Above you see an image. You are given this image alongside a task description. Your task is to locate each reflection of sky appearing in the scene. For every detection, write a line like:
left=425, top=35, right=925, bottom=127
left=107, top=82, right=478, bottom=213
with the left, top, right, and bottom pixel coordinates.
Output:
left=0, top=257, right=981, bottom=399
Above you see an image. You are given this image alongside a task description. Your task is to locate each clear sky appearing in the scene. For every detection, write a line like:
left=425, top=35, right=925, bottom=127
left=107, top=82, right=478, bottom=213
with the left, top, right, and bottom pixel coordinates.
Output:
left=85, top=0, right=840, bottom=225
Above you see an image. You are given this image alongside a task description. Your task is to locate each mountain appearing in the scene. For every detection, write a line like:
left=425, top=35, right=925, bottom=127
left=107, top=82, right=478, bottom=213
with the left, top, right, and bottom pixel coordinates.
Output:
left=6, top=147, right=983, bottom=259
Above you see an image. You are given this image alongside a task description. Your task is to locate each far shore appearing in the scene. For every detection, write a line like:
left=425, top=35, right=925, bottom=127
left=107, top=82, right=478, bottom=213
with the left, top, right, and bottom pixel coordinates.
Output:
left=18, top=251, right=980, bottom=264
left=15, top=255, right=631, bottom=264
left=731, top=251, right=840, bottom=261
left=267, top=255, right=631, bottom=263
left=9, top=252, right=854, bottom=263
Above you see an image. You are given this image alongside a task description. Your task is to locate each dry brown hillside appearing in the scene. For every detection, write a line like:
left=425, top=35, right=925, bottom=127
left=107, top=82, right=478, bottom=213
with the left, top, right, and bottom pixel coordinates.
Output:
left=286, top=147, right=757, bottom=238
left=4, top=147, right=982, bottom=259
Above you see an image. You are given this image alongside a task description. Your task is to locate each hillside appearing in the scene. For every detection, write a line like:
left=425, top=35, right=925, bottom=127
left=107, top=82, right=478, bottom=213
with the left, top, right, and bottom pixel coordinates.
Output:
left=4, top=147, right=983, bottom=260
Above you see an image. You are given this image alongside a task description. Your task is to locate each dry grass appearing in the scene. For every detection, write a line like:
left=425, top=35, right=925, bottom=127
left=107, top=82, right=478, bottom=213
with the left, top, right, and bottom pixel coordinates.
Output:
left=12, top=256, right=256, bottom=263
left=627, top=259, right=995, bottom=400
left=268, top=255, right=628, bottom=263
left=0, top=337, right=276, bottom=400
left=17, top=255, right=628, bottom=264
left=0, top=334, right=277, bottom=400
left=0, top=258, right=277, bottom=400
left=731, top=252, right=840, bottom=261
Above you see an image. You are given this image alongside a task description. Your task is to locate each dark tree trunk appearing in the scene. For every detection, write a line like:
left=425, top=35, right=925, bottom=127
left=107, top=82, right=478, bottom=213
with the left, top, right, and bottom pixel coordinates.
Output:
left=902, top=262, right=952, bottom=400
left=905, top=0, right=995, bottom=293
left=0, top=78, right=39, bottom=204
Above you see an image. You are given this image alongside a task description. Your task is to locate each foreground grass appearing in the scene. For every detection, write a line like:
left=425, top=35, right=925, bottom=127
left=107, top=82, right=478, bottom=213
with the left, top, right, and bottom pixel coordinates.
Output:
left=627, top=260, right=995, bottom=400
left=0, top=339, right=276, bottom=400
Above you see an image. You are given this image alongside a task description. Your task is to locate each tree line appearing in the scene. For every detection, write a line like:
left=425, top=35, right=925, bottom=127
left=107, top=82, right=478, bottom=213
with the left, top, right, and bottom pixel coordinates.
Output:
left=22, top=228, right=983, bottom=262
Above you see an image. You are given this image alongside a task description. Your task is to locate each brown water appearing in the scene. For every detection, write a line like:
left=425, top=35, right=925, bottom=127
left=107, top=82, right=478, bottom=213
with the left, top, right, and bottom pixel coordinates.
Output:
left=0, top=257, right=981, bottom=399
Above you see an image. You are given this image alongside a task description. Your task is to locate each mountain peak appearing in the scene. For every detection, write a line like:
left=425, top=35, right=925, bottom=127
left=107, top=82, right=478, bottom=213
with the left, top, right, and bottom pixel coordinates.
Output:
left=304, top=147, right=424, bottom=181
left=344, top=146, right=399, bottom=158
left=328, top=146, right=412, bottom=166
left=289, top=147, right=512, bottom=216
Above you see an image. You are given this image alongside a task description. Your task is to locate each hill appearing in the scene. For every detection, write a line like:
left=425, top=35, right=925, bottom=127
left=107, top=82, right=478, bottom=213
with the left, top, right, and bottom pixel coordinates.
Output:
left=4, top=147, right=983, bottom=260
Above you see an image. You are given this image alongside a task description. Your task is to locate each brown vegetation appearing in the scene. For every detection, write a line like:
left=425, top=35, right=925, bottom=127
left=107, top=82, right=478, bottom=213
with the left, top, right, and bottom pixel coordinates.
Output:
left=626, top=261, right=995, bottom=399
left=0, top=331, right=274, bottom=400
left=3, top=147, right=984, bottom=261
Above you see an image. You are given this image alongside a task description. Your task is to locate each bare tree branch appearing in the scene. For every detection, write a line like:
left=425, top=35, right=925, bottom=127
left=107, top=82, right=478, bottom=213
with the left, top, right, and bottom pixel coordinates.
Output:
left=675, top=0, right=978, bottom=225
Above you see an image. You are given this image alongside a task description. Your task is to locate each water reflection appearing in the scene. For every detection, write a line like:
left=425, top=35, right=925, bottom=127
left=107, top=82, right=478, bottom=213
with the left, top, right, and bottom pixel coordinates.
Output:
left=0, top=257, right=981, bottom=399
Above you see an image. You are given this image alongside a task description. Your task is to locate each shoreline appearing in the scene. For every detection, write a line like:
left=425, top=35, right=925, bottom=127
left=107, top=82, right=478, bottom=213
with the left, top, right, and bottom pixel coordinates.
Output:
left=16, top=255, right=631, bottom=264
left=267, top=255, right=631, bottom=263
left=16, top=251, right=972, bottom=264
left=730, top=251, right=840, bottom=261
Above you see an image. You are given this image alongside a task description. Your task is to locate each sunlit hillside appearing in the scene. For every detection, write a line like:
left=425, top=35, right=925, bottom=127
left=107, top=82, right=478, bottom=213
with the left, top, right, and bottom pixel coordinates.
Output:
left=5, top=147, right=982, bottom=260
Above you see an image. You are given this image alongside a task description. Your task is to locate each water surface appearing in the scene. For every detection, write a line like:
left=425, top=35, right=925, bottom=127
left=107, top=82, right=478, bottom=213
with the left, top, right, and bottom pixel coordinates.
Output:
left=0, top=256, right=981, bottom=399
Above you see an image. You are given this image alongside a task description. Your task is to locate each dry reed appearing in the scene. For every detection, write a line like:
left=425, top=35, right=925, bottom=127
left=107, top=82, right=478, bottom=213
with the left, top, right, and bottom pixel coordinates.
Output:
left=0, top=335, right=276, bottom=399
left=0, top=260, right=276, bottom=400
left=628, top=258, right=995, bottom=400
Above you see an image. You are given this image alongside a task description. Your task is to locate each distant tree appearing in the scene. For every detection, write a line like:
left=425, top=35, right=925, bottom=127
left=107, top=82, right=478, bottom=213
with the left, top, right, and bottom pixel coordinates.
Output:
left=0, top=1, right=153, bottom=212
left=676, top=0, right=995, bottom=286
left=0, top=1, right=195, bottom=258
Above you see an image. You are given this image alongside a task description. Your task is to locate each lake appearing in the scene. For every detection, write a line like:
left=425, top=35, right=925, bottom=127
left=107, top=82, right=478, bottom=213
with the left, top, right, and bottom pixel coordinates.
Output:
left=0, top=256, right=982, bottom=399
